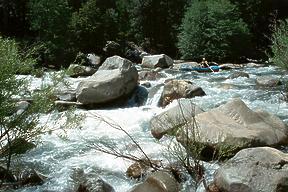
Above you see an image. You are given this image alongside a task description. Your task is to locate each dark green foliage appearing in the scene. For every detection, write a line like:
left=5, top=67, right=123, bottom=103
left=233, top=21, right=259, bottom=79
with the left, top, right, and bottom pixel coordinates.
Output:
left=271, top=19, right=288, bottom=71
left=69, top=0, right=118, bottom=54
left=178, top=0, right=251, bottom=62
left=116, top=0, right=189, bottom=56
left=0, top=0, right=31, bottom=37
left=229, top=0, right=276, bottom=59
left=28, top=0, right=73, bottom=66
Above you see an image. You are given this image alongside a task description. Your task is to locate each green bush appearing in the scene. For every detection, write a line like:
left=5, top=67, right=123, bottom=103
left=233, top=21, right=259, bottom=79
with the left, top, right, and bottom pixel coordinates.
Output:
left=0, top=37, right=81, bottom=171
left=116, top=0, right=188, bottom=56
left=28, top=0, right=73, bottom=66
left=178, top=0, right=251, bottom=62
left=271, top=19, right=288, bottom=71
left=69, top=0, right=118, bottom=54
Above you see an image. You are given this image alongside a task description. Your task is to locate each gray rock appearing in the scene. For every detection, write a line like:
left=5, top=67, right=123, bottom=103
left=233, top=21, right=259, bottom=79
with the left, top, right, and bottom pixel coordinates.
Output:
left=138, top=70, right=166, bottom=81
left=151, top=99, right=204, bottom=139
left=68, top=64, right=97, bottom=77
left=177, top=98, right=288, bottom=158
left=72, top=169, right=115, bottom=192
left=0, top=138, right=36, bottom=157
left=54, top=88, right=76, bottom=102
left=214, top=147, right=288, bottom=192
left=15, top=100, right=30, bottom=115
left=127, top=86, right=149, bottom=107
left=159, top=79, right=206, bottom=107
left=142, top=54, right=173, bottom=69
left=19, top=168, right=46, bottom=186
left=103, top=41, right=122, bottom=57
left=0, top=165, right=16, bottom=182
left=256, top=76, right=282, bottom=87
left=129, top=171, right=179, bottom=192
left=87, top=54, right=101, bottom=67
left=228, top=71, right=249, bottom=79
left=76, top=56, right=138, bottom=105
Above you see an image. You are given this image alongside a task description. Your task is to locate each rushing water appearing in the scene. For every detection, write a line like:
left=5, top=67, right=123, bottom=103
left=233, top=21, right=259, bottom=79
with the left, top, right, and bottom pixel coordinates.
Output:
left=13, top=65, right=288, bottom=192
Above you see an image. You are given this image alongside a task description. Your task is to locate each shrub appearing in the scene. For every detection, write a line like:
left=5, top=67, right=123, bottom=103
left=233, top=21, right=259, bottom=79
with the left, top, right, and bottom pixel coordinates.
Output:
left=117, top=0, right=188, bottom=56
left=0, top=36, right=81, bottom=173
left=271, top=19, right=288, bottom=71
left=69, top=0, right=118, bottom=54
left=28, top=0, right=73, bottom=66
left=178, top=0, right=251, bottom=62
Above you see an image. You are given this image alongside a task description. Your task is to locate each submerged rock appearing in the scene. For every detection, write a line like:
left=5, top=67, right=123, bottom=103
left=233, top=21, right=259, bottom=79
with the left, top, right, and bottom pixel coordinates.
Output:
left=129, top=171, right=179, bottom=192
left=228, top=71, right=249, bottom=79
left=0, top=138, right=36, bottom=157
left=214, top=147, right=288, bottom=192
left=72, top=169, right=115, bottom=192
left=138, top=70, right=166, bottom=81
left=177, top=98, right=288, bottom=159
left=159, top=79, right=206, bottom=107
left=256, top=76, right=282, bottom=87
left=76, top=56, right=138, bottom=105
left=141, top=54, right=173, bottom=69
left=0, top=165, right=16, bottom=182
left=19, top=168, right=46, bottom=186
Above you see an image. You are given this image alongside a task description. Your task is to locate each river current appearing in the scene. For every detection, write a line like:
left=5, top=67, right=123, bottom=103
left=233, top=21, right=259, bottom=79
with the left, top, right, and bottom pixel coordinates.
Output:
left=15, top=65, right=288, bottom=192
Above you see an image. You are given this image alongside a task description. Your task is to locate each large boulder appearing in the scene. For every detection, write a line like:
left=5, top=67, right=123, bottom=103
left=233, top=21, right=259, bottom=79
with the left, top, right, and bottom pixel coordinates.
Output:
left=151, top=99, right=204, bottom=139
left=177, top=98, right=288, bottom=158
left=76, top=56, right=138, bottom=105
left=159, top=79, right=206, bottom=107
left=129, top=171, right=179, bottom=192
left=256, top=76, right=282, bottom=87
left=214, top=147, right=288, bottom=192
left=142, top=54, right=173, bottom=69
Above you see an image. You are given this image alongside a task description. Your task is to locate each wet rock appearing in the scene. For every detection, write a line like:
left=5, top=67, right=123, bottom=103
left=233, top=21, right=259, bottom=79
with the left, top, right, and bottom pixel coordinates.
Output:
left=159, top=79, right=206, bottom=107
left=19, top=168, right=46, bottom=186
left=174, top=62, right=198, bottom=71
left=127, top=86, right=149, bottom=107
left=103, top=41, right=122, bottom=57
left=256, top=76, right=282, bottom=87
left=129, top=171, right=179, bottom=192
left=228, top=71, right=249, bottom=79
left=0, top=138, right=36, bottom=157
left=219, top=63, right=243, bottom=70
left=246, top=62, right=266, bottom=68
left=138, top=71, right=166, bottom=81
left=214, top=147, right=288, bottom=192
left=142, top=54, right=173, bottom=69
left=54, top=88, right=76, bottom=102
left=72, top=169, right=115, bottom=192
left=124, top=41, right=148, bottom=63
left=126, top=160, right=161, bottom=179
left=140, top=82, right=151, bottom=88
left=76, top=56, right=138, bottom=105
left=67, top=64, right=97, bottom=77
left=0, top=165, right=16, bottom=182
left=151, top=99, right=204, bottom=139
left=177, top=98, right=288, bottom=159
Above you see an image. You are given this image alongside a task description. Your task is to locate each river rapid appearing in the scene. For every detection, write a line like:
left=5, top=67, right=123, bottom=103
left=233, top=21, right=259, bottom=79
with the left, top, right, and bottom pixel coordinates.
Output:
left=15, top=65, right=288, bottom=192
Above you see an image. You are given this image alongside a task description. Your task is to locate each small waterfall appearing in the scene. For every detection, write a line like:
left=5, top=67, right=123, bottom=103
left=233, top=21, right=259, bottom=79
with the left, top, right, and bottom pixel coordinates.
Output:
left=145, top=85, right=163, bottom=106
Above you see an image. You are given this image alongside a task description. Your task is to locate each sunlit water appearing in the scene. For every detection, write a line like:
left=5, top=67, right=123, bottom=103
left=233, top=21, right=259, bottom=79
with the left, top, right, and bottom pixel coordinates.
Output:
left=14, top=65, right=288, bottom=192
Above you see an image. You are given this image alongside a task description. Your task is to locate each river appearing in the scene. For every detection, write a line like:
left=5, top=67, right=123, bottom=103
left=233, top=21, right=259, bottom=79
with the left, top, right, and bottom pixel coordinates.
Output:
left=15, top=65, right=288, bottom=192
